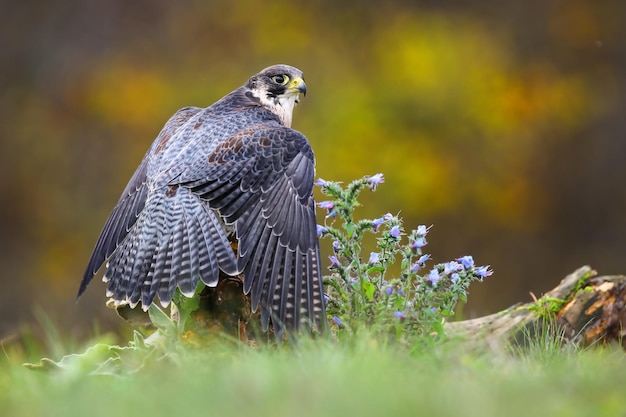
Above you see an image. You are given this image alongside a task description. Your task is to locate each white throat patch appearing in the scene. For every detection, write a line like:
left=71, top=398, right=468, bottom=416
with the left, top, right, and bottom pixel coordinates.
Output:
left=251, top=88, right=300, bottom=128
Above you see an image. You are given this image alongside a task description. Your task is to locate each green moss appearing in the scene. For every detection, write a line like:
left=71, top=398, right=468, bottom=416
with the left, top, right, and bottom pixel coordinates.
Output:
left=527, top=296, right=567, bottom=318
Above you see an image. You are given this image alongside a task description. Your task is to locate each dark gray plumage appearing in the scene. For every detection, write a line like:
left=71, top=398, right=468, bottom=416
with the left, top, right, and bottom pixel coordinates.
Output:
left=79, top=65, right=326, bottom=335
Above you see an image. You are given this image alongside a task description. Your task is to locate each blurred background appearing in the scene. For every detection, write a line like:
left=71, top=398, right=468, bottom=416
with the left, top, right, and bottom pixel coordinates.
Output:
left=1, top=0, right=624, bottom=341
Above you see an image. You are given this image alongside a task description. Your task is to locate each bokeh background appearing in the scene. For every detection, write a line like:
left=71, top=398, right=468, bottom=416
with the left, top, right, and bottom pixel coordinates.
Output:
left=1, top=0, right=624, bottom=340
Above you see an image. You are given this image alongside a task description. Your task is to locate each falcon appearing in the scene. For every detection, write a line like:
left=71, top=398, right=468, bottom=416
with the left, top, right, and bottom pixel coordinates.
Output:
left=78, top=64, right=326, bottom=336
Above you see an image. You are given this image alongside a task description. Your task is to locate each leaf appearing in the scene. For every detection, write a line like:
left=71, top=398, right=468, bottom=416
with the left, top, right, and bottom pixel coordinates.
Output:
left=344, top=222, right=355, bottom=239
left=148, top=303, right=177, bottom=337
left=171, top=286, right=203, bottom=332
left=361, top=280, right=376, bottom=302
left=367, top=265, right=385, bottom=275
left=132, top=330, right=147, bottom=350
left=23, top=343, right=123, bottom=375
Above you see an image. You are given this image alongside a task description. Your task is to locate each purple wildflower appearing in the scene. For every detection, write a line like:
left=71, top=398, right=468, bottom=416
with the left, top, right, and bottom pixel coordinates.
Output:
left=329, top=255, right=340, bottom=267
left=372, top=216, right=386, bottom=230
left=332, top=240, right=341, bottom=254
left=417, top=254, right=431, bottom=265
left=385, top=287, right=393, bottom=295
left=317, top=200, right=334, bottom=211
left=383, top=213, right=394, bottom=221
left=332, top=316, right=344, bottom=327
left=458, top=255, right=474, bottom=269
left=393, top=311, right=406, bottom=319
left=315, top=178, right=328, bottom=187
left=451, top=273, right=460, bottom=284
left=427, top=269, right=440, bottom=285
left=444, top=261, right=463, bottom=275
left=397, top=288, right=404, bottom=296
left=326, top=210, right=337, bottom=219
left=411, top=237, right=427, bottom=250
left=389, top=225, right=401, bottom=238
left=475, top=266, right=493, bottom=279
left=366, top=173, right=385, bottom=191
left=411, top=263, right=421, bottom=273
left=368, top=252, right=380, bottom=265
left=316, top=225, right=327, bottom=236
left=415, top=225, right=429, bottom=236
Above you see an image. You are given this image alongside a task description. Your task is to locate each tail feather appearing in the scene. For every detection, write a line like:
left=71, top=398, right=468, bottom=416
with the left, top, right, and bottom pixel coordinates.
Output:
left=101, top=188, right=237, bottom=309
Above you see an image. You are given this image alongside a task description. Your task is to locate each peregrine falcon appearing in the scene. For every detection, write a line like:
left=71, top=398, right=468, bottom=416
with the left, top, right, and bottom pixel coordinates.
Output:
left=78, top=65, right=326, bottom=336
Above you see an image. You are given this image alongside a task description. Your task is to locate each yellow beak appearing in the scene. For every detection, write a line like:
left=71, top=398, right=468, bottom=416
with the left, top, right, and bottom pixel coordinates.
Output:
left=288, top=77, right=307, bottom=96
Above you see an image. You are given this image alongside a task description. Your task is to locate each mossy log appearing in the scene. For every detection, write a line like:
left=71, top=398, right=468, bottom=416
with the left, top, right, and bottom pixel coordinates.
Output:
left=445, top=266, right=626, bottom=349
left=115, top=265, right=626, bottom=348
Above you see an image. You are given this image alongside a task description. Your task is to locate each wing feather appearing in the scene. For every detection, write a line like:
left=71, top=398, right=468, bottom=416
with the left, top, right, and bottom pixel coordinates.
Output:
left=79, top=106, right=202, bottom=298
left=180, top=126, right=326, bottom=334
left=80, top=96, right=326, bottom=335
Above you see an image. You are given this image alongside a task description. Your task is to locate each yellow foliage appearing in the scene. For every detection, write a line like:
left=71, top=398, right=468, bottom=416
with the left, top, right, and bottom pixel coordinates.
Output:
left=1, top=0, right=620, bottom=331
left=84, top=65, right=171, bottom=130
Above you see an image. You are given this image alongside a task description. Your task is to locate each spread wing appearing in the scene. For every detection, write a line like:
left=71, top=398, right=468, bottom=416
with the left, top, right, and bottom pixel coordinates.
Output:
left=79, top=104, right=326, bottom=336
left=78, top=106, right=203, bottom=298
left=177, top=125, right=326, bottom=335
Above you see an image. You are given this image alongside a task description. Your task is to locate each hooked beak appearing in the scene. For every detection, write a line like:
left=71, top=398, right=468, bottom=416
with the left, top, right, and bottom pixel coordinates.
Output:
left=288, top=77, right=307, bottom=97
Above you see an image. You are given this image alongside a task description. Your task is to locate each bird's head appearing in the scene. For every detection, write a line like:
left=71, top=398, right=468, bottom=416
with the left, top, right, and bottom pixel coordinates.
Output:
left=245, top=64, right=307, bottom=127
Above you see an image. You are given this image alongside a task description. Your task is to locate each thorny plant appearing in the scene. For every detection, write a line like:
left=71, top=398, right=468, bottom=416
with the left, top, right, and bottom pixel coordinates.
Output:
left=315, top=174, right=492, bottom=343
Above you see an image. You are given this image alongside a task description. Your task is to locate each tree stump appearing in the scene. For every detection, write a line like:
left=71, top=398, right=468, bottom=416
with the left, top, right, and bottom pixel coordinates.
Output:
left=114, top=265, right=626, bottom=349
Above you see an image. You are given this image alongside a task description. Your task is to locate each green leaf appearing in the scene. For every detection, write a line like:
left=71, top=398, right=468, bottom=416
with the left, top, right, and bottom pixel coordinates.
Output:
left=148, top=304, right=177, bottom=337
left=344, top=222, right=355, bottom=238
left=361, top=280, right=376, bottom=301
left=23, top=343, right=122, bottom=375
left=367, top=265, right=385, bottom=274
left=132, top=330, right=147, bottom=350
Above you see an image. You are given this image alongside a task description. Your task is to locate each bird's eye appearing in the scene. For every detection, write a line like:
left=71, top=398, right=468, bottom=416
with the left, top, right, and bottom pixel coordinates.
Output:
left=271, top=75, right=289, bottom=85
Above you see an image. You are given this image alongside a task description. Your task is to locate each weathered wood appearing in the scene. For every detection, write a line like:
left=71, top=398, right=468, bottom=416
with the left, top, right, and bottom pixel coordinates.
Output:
left=446, top=266, right=626, bottom=349
left=114, top=265, right=626, bottom=349
left=113, top=272, right=266, bottom=343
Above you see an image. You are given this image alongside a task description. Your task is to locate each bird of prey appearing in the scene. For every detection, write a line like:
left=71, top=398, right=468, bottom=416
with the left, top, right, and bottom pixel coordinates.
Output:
left=78, top=64, right=326, bottom=336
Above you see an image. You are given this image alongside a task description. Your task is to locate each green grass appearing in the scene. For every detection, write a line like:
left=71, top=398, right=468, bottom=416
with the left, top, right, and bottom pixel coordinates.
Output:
left=2, top=330, right=625, bottom=417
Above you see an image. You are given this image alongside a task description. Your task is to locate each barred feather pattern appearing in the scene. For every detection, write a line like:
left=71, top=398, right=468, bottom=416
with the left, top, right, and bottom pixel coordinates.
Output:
left=79, top=65, right=326, bottom=335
